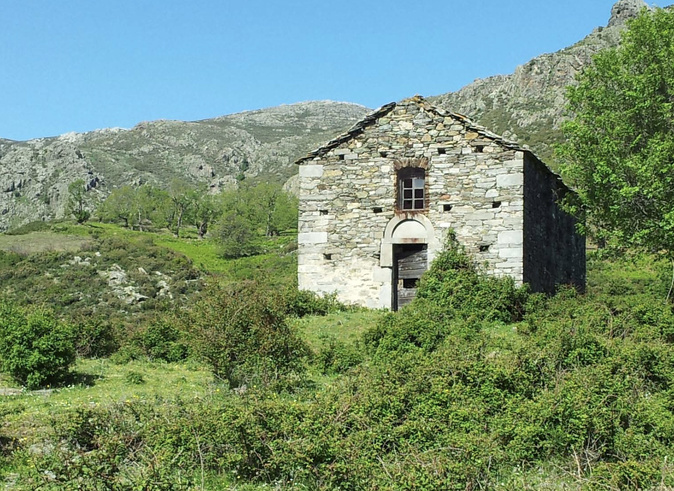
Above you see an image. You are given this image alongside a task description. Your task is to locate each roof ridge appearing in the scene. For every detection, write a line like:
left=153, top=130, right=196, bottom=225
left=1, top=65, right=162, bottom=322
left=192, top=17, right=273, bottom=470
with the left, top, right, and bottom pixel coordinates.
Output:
left=294, top=97, right=566, bottom=193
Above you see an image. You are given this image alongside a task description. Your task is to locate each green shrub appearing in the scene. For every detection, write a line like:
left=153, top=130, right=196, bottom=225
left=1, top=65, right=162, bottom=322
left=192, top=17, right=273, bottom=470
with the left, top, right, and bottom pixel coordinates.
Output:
left=181, top=281, right=309, bottom=389
left=283, top=289, right=345, bottom=317
left=0, top=302, right=76, bottom=389
left=130, top=317, right=189, bottom=362
left=415, top=233, right=529, bottom=323
left=0, top=250, right=22, bottom=269
left=215, top=213, right=260, bottom=258
left=365, top=234, right=530, bottom=357
left=124, top=370, right=145, bottom=385
left=72, top=318, right=119, bottom=358
left=315, top=334, right=364, bottom=375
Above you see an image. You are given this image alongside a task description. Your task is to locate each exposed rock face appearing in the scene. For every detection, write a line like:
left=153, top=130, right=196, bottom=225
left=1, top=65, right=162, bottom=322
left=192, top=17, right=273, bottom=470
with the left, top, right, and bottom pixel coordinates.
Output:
left=609, top=0, right=650, bottom=27
left=430, top=0, right=652, bottom=163
left=0, top=102, right=368, bottom=231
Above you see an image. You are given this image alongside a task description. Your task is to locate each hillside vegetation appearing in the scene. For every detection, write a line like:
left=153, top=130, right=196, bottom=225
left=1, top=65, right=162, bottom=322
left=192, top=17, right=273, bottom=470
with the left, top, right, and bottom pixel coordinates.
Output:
left=0, top=220, right=673, bottom=489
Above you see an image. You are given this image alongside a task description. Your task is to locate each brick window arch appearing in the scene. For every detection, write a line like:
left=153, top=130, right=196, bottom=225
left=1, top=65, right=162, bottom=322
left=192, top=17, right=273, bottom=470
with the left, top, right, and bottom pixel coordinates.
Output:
left=397, top=167, right=426, bottom=210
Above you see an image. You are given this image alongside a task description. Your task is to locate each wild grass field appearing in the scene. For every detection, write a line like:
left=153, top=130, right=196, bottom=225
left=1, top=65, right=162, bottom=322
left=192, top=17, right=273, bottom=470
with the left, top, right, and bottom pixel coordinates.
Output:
left=1, top=221, right=673, bottom=490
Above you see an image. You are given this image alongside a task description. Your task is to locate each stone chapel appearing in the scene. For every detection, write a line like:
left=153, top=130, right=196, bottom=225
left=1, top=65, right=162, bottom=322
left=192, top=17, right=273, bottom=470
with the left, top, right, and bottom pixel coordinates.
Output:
left=296, top=96, right=585, bottom=310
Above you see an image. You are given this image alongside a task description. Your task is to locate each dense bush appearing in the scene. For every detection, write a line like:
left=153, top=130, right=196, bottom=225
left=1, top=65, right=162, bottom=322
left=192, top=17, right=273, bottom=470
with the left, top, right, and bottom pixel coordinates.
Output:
left=71, top=318, right=120, bottom=358
left=0, top=302, right=76, bottom=389
left=283, top=289, right=346, bottom=317
left=181, top=281, right=310, bottom=389
left=415, top=232, right=530, bottom=322
left=128, top=317, right=189, bottom=363
left=214, top=212, right=261, bottom=258
left=10, top=247, right=674, bottom=489
left=314, top=335, right=364, bottom=375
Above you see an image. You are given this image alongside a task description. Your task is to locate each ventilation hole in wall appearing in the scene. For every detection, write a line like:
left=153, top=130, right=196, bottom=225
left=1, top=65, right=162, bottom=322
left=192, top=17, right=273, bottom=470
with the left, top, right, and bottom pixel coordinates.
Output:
left=402, top=278, right=419, bottom=289
left=492, top=201, right=502, bottom=209
left=338, top=154, right=345, bottom=161
left=379, top=151, right=388, bottom=158
left=437, top=147, right=446, bottom=155
left=323, top=253, right=333, bottom=260
left=479, top=245, right=490, bottom=252
left=319, top=209, right=328, bottom=216
left=475, top=145, right=485, bottom=153
left=443, top=204, right=453, bottom=212
left=373, top=207, right=383, bottom=214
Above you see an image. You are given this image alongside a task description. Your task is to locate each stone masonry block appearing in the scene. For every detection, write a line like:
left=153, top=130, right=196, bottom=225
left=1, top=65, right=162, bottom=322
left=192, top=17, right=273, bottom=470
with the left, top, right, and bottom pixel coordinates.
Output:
left=498, top=230, right=523, bottom=245
left=299, top=165, right=324, bottom=178
left=298, top=232, right=328, bottom=244
left=498, top=247, right=523, bottom=258
left=497, top=173, right=523, bottom=187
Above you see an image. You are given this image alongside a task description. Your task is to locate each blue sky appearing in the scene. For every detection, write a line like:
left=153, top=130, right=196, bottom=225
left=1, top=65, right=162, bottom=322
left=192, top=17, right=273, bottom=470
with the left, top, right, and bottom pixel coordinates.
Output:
left=1, top=1, right=622, bottom=141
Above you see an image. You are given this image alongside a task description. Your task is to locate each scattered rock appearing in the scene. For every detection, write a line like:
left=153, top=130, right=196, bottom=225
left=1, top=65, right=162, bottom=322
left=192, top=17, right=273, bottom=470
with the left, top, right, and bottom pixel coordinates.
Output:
left=156, top=279, right=172, bottom=298
left=68, top=255, right=92, bottom=266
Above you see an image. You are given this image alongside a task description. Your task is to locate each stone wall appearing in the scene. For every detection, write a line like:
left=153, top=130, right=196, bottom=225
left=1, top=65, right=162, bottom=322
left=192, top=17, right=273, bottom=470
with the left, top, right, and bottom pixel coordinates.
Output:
left=523, top=153, right=586, bottom=293
left=298, top=98, right=531, bottom=309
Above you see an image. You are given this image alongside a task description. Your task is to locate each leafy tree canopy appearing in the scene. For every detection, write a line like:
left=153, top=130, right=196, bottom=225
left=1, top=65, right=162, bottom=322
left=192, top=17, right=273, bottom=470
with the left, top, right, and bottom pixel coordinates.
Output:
left=558, top=7, right=674, bottom=254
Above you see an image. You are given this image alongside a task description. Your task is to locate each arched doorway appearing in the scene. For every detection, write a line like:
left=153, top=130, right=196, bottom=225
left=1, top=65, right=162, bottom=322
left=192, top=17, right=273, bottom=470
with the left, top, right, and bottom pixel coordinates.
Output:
left=381, top=216, right=436, bottom=310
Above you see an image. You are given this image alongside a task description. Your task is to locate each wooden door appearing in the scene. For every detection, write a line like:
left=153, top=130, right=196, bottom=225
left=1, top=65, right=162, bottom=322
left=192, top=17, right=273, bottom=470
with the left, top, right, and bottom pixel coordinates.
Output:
left=393, top=244, right=427, bottom=310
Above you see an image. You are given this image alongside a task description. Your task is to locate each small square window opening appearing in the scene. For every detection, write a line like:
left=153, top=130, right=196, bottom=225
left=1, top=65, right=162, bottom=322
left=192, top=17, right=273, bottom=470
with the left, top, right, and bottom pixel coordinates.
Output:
left=402, top=278, right=419, bottom=289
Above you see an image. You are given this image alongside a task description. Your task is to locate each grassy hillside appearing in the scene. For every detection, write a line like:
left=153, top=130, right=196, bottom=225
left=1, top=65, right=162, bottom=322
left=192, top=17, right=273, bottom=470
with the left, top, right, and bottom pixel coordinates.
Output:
left=1, top=221, right=673, bottom=489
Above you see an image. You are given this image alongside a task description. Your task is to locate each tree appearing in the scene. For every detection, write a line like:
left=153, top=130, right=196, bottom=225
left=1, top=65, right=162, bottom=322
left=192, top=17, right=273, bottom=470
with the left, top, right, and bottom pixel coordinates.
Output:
left=214, top=212, right=260, bottom=258
left=97, top=186, right=137, bottom=228
left=270, top=191, right=298, bottom=235
left=135, top=185, right=171, bottom=231
left=191, top=190, right=220, bottom=239
left=66, top=179, right=91, bottom=224
left=212, top=183, right=298, bottom=256
left=168, top=179, right=194, bottom=238
left=557, top=7, right=674, bottom=257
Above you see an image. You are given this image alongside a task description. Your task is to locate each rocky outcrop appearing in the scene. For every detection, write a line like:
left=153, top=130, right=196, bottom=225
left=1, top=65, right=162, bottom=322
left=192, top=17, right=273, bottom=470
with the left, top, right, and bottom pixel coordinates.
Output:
left=609, top=0, right=651, bottom=27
